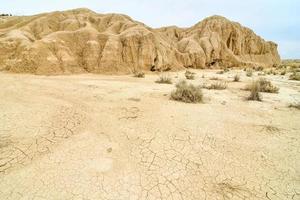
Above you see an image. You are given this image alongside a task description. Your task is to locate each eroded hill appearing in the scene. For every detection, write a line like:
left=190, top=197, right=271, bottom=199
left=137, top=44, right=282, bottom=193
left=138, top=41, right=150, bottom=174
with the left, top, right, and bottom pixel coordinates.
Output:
left=0, top=8, right=280, bottom=74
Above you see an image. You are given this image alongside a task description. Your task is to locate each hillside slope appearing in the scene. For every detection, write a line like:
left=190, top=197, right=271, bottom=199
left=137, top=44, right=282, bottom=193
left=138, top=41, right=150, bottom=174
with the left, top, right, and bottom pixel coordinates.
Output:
left=0, top=8, right=280, bottom=74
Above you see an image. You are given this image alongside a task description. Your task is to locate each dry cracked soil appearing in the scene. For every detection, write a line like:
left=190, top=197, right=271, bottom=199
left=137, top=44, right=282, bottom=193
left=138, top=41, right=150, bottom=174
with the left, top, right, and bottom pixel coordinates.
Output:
left=0, top=70, right=299, bottom=200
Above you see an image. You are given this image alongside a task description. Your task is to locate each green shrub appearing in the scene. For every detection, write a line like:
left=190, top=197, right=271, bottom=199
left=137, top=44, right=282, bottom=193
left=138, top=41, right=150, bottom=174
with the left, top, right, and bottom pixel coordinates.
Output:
left=171, top=80, right=203, bottom=103
left=155, top=74, right=172, bottom=84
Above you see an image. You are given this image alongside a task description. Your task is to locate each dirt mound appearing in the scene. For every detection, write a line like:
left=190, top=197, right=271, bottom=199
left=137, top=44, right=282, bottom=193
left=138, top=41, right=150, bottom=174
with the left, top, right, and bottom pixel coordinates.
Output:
left=0, top=8, right=280, bottom=74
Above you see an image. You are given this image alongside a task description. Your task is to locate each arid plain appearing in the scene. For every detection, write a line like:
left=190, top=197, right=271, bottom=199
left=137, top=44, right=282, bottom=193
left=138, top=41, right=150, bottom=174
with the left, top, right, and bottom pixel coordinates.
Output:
left=0, top=69, right=299, bottom=200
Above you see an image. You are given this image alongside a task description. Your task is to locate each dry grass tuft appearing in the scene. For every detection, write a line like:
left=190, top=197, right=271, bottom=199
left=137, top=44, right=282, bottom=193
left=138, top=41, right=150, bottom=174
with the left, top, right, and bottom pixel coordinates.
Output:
left=257, top=78, right=279, bottom=93
left=202, top=81, right=227, bottom=90
left=133, top=70, right=145, bottom=78
left=288, top=102, right=300, bottom=110
left=171, top=80, right=203, bottom=103
left=215, top=181, right=252, bottom=200
left=210, top=76, right=220, bottom=80
left=185, top=70, right=196, bottom=80
left=245, top=78, right=279, bottom=93
left=247, top=81, right=262, bottom=101
left=233, top=74, right=240, bottom=82
left=155, top=74, right=172, bottom=84
left=289, top=72, right=300, bottom=81
left=246, top=68, right=253, bottom=77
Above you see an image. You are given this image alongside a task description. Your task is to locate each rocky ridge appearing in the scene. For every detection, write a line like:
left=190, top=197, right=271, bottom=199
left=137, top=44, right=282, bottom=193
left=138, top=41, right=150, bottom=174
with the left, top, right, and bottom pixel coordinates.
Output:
left=0, top=8, right=280, bottom=74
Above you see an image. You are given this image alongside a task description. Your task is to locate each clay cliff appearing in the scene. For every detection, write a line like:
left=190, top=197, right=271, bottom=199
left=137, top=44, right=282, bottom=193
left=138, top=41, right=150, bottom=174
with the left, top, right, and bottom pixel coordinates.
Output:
left=0, top=8, right=280, bottom=74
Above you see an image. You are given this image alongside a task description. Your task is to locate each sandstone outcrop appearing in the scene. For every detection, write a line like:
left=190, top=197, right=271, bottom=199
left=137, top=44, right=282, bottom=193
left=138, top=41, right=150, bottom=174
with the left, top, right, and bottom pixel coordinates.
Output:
left=0, top=8, right=280, bottom=74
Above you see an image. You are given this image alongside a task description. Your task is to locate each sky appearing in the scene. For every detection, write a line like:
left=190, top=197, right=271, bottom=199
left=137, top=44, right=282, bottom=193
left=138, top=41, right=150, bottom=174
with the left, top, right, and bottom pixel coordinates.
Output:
left=1, top=0, right=299, bottom=59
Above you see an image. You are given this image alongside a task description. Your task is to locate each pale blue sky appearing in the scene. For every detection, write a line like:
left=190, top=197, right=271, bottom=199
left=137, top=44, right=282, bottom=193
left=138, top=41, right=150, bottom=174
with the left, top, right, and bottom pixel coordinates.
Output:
left=1, top=0, right=299, bottom=59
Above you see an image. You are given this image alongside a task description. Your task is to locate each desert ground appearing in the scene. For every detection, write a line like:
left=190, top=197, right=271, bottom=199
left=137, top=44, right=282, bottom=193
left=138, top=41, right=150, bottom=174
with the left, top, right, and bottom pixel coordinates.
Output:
left=0, top=70, right=299, bottom=200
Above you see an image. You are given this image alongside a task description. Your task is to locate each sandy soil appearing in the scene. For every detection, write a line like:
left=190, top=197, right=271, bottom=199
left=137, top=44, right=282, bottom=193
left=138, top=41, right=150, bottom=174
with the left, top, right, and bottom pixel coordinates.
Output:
left=0, top=70, right=299, bottom=200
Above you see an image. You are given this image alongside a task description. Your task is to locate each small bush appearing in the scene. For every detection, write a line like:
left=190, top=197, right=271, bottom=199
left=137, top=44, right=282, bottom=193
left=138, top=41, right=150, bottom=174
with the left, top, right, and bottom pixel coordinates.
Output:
left=247, top=81, right=262, bottom=101
left=185, top=70, right=195, bottom=80
left=280, top=70, right=286, bottom=75
left=216, top=70, right=224, bottom=74
left=288, top=103, right=300, bottom=110
left=245, top=78, right=279, bottom=93
left=289, top=72, right=300, bottom=81
left=233, top=74, right=240, bottom=82
left=254, top=66, right=264, bottom=71
left=171, top=80, right=203, bottom=103
left=246, top=68, right=253, bottom=77
left=133, top=70, right=145, bottom=78
left=155, top=74, right=172, bottom=84
left=223, top=67, right=230, bottom=72
left=257, top=78, right=279, bottom=93
left=202, top=81, right=227, bottom=90
left=210, top=76, right=219, bottom=80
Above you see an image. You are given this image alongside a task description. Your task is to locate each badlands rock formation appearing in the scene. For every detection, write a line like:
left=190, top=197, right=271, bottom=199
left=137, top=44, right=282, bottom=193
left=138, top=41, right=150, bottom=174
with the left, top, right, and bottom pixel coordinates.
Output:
left=0, top=8, right=280, bottom=74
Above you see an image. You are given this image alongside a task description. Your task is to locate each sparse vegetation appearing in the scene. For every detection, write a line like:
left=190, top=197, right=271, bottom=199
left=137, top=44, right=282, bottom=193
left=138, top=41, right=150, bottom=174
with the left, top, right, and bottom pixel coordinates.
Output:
left=247, top=81, right=262, bottom=101
left=289, top=72, right=300, bottom=81
left=0, top=14, right=12, bottom=17
left=210, top=76, right=219, bottom=80
left=202, top=81, right=227, bottom=90
left=73, top=33, right=90, bottom=71
left=133, top=70, right=145, bottom=78
left=171, top=80, right=203, bottom=103
left=254, top=66, right=264, bottom=71
left=155, top=74, right=172, bottom=84
left=245, top=78, right=279, bottom=93
left=288, top=102, right=300, bottom=110
left=246, top=68, right=253, bottom=77
left=257, top=78, right=279, bottom=93
left=233, top=74, right=240, bottom=82
left=216, top=67, right=229, bottom=74
left=280, top=70, right=286, bottom=75
left=185, top=70, right=196, bottom=80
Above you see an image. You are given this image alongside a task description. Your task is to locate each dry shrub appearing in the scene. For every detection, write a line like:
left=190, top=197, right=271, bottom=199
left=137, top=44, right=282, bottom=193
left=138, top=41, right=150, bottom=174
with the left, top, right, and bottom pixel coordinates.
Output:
left=247, top=81, right=262, bottom=101
left=288, top=103, right=300, bottom=110
left=246, top=68, right=253, bottom=77
left=133, top=70, right=145, bottom=78
left=185, top=70, right=196, bottom=80
left=254, top=66, right=264, bottom=71
left=257, top=78, right=279, bottom=93
left=171, top=80, right=203, bottom=103
left=245, top=78, right=279, bottom=93
left=289, top=72, right=300, bottom=81
left=202, top=81, right=227, bottom=90
left=210, top=76, right=219, bottom=80
left=233, top=74, right=240, bottom=82
left=280, top=70, right=286, bottom=75
left=156, top=74, right=172, bottom=84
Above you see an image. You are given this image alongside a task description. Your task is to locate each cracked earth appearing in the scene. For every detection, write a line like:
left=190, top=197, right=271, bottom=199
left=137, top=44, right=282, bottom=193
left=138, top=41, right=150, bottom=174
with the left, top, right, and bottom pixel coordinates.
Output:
left=0, top=70, right=299, bottom=200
